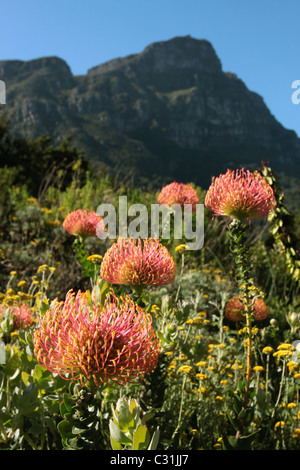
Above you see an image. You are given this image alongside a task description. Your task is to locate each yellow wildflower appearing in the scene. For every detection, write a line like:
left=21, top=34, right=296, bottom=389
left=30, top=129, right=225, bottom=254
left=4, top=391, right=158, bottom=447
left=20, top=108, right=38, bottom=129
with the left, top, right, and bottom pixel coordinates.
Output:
left=186, top=317, right=203, bottom=326
left=196, top=373, right=208, bottom=380
left=151, top=305, right=160, bottom=314
left=273, top=350, right=293, bottom=358
left=262, top=346, right=274, bottom=354
left=253, top=366, right=264, bottom=372
left=86, top=254, right=103, bottom=263
left=178, top=365, right=194, bottom=375
left=198, top=311, right=207, bottom=317
left=287, top=361, right=298, bottom=373
left=17, top=281, right=27, bottom=288
left=196, top=361, right=207, bottom=367
left=292, top=429, right=300, bottom=438
left=175, top=244, right=187, bottom=254
left=37, top=264, right=49, bottom=274
left=6, top=288, right=15, bottom=296
left=277, top=343, right=293, bottom=350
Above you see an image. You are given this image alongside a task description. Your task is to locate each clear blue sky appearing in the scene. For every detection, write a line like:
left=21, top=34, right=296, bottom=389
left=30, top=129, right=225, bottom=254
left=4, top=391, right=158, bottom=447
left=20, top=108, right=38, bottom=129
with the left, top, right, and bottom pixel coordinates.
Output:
left=1, top=0, right=300, bottom=136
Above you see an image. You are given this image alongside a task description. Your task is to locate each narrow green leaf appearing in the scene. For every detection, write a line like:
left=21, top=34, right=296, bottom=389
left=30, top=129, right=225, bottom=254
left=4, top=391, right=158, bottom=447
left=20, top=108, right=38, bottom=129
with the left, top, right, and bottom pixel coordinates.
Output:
left=148, top=428, right=160, bottom=450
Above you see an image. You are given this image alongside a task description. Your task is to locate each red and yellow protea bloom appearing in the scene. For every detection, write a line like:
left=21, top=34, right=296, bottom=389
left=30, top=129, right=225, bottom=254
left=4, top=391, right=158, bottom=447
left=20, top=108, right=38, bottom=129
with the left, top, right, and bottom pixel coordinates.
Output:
left=205, top=168, right=276, bottom=221
left=33, top=290, right=160, bottom=386
left=0, top=303, right=35, bottom=330
left=225, top=296, right=268, bottom=322
left=157, top=182, right=199, bottom=212
left=100, top=237, right=176, bottom=287
left=63, top=209, right=105, bottom=238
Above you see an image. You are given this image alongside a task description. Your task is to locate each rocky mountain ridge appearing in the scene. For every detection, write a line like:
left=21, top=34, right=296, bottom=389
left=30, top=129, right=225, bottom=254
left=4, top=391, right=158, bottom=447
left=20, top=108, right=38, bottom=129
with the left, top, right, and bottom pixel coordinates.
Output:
left=1, top=35, right=300, bottom=188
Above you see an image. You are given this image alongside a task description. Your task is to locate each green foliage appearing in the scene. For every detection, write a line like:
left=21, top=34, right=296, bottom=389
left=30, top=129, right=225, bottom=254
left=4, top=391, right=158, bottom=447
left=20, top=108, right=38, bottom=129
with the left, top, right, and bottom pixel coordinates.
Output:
left=109, top=397, right=160, bottom=450
left=260, top=164, right=300, bottom=285
left=0, top=144, right=299, bottom=450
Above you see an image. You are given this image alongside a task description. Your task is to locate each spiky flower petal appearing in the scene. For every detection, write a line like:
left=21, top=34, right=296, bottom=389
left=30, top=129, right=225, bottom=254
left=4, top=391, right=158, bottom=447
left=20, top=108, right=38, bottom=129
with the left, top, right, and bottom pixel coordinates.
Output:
left=205, top=169, right=276, bottom=221
left=33, top=290, right=160, bottom=386
left=100, top=238, right=176, bottom=287
left=63, top=209, right=105, bottom=238
left=157, top=182, right=199, bottom=212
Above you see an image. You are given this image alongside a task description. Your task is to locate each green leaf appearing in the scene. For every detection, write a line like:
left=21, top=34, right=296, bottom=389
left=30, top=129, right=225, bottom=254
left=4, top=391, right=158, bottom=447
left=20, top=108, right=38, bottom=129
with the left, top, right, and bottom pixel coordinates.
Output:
left=109, top=419, right=132, bottom=446
left=3, top=353, right=20, bottom=377
left=132, top=424, right=150, bottom=450
left=17, top=383, right=39, bottom=415
left=148, top=427, right=160, bottom=450
left=59, top=393, right=73, bottom=418
left=0, top=341, right=6, bottom=365
left=58, top=419, right=73, bottom=446
left=117, top=403, right=135, bottom=432
left=110, top=436, right=123, bottom=450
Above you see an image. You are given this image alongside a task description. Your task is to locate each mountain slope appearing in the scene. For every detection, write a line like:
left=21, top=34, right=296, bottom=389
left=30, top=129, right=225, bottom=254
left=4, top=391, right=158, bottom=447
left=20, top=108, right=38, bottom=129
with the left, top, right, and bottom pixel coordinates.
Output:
left=1, top=35, right=300, bottom=188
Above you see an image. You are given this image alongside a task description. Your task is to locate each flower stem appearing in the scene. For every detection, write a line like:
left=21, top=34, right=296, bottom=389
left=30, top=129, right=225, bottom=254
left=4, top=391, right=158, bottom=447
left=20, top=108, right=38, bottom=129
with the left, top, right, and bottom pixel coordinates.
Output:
left=229, top=219, right=254, bottom=399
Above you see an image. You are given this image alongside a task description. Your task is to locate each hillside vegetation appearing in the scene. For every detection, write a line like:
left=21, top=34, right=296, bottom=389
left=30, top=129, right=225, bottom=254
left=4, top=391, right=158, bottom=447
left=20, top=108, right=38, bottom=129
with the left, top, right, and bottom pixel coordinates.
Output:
left=0, top=122, right=300, bottom=451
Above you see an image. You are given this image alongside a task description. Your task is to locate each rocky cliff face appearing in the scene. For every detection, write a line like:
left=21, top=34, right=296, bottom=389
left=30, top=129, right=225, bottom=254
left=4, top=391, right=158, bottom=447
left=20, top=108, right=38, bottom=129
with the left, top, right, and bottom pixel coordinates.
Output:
left=1, top=36, right=300, bottom=188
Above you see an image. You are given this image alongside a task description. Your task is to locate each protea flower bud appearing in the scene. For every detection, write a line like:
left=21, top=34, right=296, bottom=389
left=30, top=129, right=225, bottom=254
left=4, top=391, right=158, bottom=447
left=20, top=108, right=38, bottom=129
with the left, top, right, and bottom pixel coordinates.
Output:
left=225, top=296, right=268, bottom=322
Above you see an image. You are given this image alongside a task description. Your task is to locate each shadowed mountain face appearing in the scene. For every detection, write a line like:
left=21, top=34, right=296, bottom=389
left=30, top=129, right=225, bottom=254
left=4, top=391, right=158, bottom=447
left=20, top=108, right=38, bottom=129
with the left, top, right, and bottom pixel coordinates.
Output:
left=1, top=35, right=300, bottom=188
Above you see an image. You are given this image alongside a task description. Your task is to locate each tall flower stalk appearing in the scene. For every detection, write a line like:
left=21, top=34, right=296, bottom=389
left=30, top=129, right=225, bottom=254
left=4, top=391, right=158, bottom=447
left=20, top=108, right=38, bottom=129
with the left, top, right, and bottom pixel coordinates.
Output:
left=205, top=168, right=276, bottom=401
left=228, top=219, right=254, bottom=394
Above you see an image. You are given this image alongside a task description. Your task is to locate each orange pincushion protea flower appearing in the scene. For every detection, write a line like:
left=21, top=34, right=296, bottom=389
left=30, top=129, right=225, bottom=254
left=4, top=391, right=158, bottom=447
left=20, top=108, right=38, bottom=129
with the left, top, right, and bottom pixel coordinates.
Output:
left=100, top=238, right=176, bottom=287
left=0, top=303, right=35, bottom=329
left=33, top=290, right=160, bottom=386
left=205, top=169, right=276, bottom=221
left=63, top=209, right=105, bottom=238
left=157, top=182, right=199, bottom=212
left=225, top=296, right=268, bottom=322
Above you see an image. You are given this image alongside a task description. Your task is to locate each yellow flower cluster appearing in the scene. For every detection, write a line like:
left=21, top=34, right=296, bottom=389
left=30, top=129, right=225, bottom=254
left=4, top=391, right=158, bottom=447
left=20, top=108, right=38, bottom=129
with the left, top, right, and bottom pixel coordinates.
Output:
left=273, top=343, right=294, bottom=358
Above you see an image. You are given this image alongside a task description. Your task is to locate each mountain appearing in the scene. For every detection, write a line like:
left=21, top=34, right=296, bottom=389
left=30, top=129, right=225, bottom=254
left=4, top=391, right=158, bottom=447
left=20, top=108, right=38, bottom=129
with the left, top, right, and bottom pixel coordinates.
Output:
left=1, top=35, right=300, bottom=189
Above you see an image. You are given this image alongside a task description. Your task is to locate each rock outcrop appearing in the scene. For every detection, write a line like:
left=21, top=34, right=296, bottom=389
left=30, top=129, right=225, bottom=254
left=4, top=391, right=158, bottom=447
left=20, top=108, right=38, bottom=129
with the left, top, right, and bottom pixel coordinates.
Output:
left=1, top=35, right=300, bottom=188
